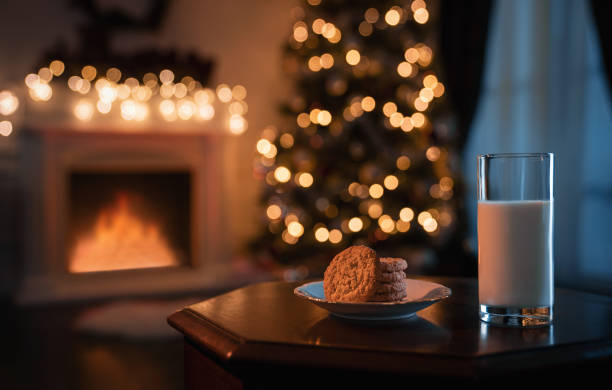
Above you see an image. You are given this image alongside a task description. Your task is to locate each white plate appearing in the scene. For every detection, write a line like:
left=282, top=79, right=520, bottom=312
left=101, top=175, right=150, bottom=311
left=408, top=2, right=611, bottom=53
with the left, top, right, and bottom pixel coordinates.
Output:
left=294, top=279, right=451, bottom=321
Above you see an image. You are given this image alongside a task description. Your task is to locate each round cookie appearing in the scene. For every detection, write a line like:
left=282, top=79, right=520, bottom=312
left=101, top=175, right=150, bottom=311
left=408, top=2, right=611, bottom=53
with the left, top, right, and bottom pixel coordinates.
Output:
left=378, top=271, right=406, bottom=283
left=380, top=257, right=408, bottom=272
left=323, top=245, right=380, bottom=302
left=370, top=288, right=408, bottom=302
left=374, top=279, right=407, bottom=294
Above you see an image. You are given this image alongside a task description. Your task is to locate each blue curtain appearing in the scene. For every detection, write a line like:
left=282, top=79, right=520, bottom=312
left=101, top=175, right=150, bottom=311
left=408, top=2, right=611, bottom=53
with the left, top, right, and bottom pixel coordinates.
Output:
left=463, top=0, right=612, bottom=294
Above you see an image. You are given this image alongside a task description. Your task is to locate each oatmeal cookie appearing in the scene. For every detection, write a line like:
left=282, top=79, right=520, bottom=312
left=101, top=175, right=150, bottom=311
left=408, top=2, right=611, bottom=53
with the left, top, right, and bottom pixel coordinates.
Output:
left=323, top=246, right=380, bottom=302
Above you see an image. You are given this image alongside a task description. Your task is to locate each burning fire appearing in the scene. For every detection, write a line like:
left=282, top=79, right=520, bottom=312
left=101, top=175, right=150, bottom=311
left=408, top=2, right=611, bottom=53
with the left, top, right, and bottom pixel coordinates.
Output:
left=69, top=193, right=179, bottom=273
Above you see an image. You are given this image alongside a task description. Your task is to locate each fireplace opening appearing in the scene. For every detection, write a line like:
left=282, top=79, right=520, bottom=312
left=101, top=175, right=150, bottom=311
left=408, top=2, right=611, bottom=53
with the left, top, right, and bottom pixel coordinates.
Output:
left=67, top=171, right=192, bottom=273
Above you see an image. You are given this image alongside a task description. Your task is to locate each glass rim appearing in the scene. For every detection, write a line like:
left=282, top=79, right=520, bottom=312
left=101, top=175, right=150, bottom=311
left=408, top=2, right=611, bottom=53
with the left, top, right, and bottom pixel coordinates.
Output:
left=478, top=152, right=553, bottom=160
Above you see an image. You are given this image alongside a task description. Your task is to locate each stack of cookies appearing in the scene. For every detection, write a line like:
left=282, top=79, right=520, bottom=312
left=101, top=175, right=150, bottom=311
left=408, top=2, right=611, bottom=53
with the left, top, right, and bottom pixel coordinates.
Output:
left=370, top=257, right=408, bottom=301
left=323, top=245, right=408, bottom=303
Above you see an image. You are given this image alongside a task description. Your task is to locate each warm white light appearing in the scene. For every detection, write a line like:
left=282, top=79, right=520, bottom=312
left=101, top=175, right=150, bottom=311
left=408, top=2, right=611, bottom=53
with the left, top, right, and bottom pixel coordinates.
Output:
left=328, top=229, right=342, bottom=244
left=77, top=79, right=91, bottom=95
left=308, top=56, right=322, bottom=72
left=397, top=62, right=413, bottom=77
left=417, top=211, right=432, bottom=225
left=414, top=97, right=428, bottom=111
left=384, top=175, right=399, bottom=190
left=287, top=221, right=304, bottom=237
left=120, top=99, right=137, bottom=120
left=0, top=91, right=19, bottom=116
left=38, top=67, right=53, bottom=83
left=29, top=83, right=52, bottom=101
left=361, top=96, right=375, bottom=112
left=346, top=49, right=361, bottom=66
left=426, top=146, right=441, bottom=161
left=389, top=112, right=403, bottom=128
left=423, top=217, right=438, bottom=232
left=217, top=84, right=232, bottom=103
left=378, top=215, right=395, bottom=233
left=24, top=73, right=40, bottom=89
left=198, top=104, right=215, bottom=120
left=134, top=102, right=148, bottom=121
left=0, top=121, right=13, bottom=137
left=297, top=172, right=314, bottom=187
left=320, top=53, right=334, bottom=69
left=411, top=112, right=426, bottom=127
left=68, top=76, right=82, bottom=91
left=312, top=18, right=325, bottom=34
left=49, top=60, right=65, bottom=76
left=293, top=25, right=308, bottom=42
left=117, top=84, right=131, bottom=100
left=274, top=166, right=291, bottom=183
left=257, top=139, right=272, bottom=155
left=229, top=101, right=246, bottom=115
left=177, top=99, right=196, bottom=120
left=382, top=102, right=397, bottom=117
left=74, top=100, right=94, bottom=121
left=404, top=48, right=419, bottom=63
left=420, top=88, right=434, bottom=103
left=194, top=89, right=215, bottom=105
left=368, top=202, right=383, bottom=218
left=229, top=114, right=247, bottom=134
left=314, top=227, right=329, bottom=242
left=174, top=83, right=187, bottom=99
left=263, top=144, right=277, bottom=159
left=159, top=99, right=175, bottom=117
left=99, top=86, right=118, bottom=103
left=414, top=8, right=429, bottom=24
left=385, top=9, right=401, bottom=26
left=232, top=85, right=247, bottom=100
left=266, top=204, right=282, bottom=220
left=401, top=117, right=414, bottom=132
left=159, top=69, right=174, bottom=84
left=423, top=74, right=438, bottom=89
left=396, top=220, right=411, bottom=232
left=369, top=184, right=384, bottom=199
left=348, top=217, right=363, bottom=232
left=399, top=207, right=414, bottom=222
left=96, top=100, right=112, bottom=114
left=317, top=110, right=332, bottom=126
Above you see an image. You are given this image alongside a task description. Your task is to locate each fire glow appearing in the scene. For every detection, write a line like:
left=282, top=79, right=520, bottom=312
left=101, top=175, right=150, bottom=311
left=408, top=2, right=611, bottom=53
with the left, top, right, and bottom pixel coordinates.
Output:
left=69, top=193, right=179, bottom=273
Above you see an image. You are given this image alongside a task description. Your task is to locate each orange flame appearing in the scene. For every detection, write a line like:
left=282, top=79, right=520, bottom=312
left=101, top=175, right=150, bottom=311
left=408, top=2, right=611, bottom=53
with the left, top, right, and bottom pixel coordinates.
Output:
left=69, top=193, right=179, bottom=273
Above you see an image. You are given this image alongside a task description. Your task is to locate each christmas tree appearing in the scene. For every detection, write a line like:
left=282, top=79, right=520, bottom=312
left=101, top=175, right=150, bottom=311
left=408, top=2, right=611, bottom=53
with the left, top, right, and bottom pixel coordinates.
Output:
left=251, top=0, right=469, bottom=278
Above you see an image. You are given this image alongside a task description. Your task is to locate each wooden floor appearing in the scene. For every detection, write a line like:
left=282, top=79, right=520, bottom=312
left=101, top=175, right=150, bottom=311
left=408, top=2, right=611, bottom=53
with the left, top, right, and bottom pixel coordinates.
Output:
left=2, top=297, right=195, bottom=390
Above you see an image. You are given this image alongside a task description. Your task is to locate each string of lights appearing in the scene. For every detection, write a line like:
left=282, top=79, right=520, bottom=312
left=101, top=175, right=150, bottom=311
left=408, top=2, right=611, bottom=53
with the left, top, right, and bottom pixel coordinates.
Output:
left=0, top=61, right=249, bottom=136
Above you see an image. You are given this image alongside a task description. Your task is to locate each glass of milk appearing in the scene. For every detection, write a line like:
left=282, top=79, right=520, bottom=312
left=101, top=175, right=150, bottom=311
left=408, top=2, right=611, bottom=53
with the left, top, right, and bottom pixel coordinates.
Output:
left=478, top=153, right=553, bottom=327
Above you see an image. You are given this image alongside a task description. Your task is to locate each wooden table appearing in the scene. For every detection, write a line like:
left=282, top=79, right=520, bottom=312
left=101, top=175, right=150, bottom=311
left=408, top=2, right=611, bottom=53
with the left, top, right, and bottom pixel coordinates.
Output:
left=168, top=276, right=612, bottom=388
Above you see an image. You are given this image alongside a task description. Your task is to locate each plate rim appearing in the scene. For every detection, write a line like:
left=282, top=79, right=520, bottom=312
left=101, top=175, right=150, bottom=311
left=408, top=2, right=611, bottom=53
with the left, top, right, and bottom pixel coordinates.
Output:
left=293, top=278, right=452, bottom=306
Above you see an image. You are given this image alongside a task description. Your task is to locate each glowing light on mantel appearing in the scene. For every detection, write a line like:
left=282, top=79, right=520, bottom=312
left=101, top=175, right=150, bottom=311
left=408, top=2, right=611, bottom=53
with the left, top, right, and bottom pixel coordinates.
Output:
left=69, top=193, right=179, bottom=273
left=9, top=59, right=250, bottom=136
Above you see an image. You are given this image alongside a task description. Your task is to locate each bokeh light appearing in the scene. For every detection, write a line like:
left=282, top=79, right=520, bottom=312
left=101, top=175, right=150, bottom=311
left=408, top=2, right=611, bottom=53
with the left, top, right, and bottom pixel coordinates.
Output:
left=346, top=49, right=361, bottom=66
left=0, top=121, right=13, bottom=137
left=74, top=100, right=94, bottom=121
left=274, top=166, right=291, bottom=183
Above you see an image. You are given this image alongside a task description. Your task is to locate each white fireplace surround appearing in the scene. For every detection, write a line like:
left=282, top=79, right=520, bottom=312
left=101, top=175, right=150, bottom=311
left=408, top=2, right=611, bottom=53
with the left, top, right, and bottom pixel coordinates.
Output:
left=18, top=126, right=233, bottom=303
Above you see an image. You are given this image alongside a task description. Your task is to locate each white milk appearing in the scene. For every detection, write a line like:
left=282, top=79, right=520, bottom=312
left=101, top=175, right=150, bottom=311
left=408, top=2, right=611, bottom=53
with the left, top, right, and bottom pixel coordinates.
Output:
left=478, top=200, right=553, bottom=307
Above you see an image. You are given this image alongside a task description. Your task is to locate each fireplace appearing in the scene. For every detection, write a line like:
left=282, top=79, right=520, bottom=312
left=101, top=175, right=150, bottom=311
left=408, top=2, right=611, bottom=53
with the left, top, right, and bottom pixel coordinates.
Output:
left=18, top=126, right=231, bottom=302
left=67, top=171, right=191, bottom=273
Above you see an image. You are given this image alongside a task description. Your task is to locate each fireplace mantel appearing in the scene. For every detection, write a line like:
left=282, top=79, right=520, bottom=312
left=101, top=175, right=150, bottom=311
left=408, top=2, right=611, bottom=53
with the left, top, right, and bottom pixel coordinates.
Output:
left=18, top=126, right=234, bottom=302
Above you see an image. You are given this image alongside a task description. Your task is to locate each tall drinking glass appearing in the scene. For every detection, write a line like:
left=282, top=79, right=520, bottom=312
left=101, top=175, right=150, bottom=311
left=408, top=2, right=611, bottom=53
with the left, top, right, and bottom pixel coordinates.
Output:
left=478, top=153, right=554, bottom=327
